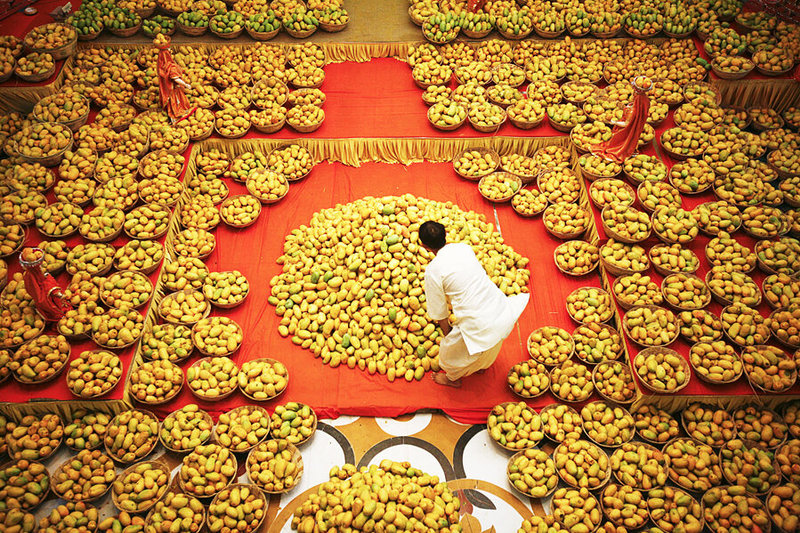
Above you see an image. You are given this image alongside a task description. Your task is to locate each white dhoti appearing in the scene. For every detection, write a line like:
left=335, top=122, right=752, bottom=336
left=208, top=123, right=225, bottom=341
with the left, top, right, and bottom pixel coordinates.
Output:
left=438, top=326, right=505, bottom=381
left=424, top=243, right=531, bottom=381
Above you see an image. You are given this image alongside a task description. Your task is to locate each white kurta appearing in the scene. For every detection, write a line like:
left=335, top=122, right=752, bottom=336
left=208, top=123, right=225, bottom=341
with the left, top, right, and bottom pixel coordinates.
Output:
left=424, top=243, right=529, bottom=376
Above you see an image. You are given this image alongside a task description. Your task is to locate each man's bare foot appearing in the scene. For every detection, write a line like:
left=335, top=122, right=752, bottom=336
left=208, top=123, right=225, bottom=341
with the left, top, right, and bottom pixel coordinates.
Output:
left=476, top=369, right=487, bottom=375
left=432, top=373, right=461, bottom=388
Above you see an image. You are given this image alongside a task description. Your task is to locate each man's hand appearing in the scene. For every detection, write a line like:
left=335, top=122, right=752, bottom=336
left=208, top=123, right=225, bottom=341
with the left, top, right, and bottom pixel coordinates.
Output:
left=437, top=318, right=452, bottom=336
left=174, top=76, right=191, bottom=90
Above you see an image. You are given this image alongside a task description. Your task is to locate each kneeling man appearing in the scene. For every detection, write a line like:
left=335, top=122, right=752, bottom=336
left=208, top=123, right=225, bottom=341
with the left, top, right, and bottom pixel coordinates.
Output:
left=419, top=221, right=529, bottom=387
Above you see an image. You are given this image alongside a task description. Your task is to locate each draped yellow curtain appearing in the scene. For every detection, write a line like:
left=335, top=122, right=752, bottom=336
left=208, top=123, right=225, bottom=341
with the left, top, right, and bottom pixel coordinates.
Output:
left=195, top=135, right=573, bottom=167
left=712, top=78, right=800, bottom=112
left=3, top=40, right=800, bottom=113
left=0, top=399, right=129, bottom=423
left=0, top=57, right=74, bottom=114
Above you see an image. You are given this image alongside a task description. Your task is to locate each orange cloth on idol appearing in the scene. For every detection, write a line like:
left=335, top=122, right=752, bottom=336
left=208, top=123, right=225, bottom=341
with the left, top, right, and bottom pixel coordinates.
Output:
left=468, top=0, right=487, bottom=11
left=21, top=251, right=71, bottom=321
left=592, top=81, right=651, bottom=164
left=157, top=47, right=194, bottom=122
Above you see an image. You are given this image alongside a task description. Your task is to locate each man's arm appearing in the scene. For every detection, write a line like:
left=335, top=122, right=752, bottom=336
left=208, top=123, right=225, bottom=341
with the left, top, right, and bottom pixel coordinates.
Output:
left=424, top=265, right=451, bottom=336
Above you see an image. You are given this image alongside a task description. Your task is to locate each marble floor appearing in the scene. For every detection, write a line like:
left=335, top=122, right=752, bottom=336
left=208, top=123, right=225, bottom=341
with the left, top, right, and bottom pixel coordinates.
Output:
left=28, top=411, right=543, bottom=532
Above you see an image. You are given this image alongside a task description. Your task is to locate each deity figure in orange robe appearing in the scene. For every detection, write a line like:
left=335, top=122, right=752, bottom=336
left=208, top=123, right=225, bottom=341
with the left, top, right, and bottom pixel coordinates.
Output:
left=592, top=75, right=652, bottom=164
left=20, top=248, right=71, bottom=321
left=154, top=33, right=196, bottom=123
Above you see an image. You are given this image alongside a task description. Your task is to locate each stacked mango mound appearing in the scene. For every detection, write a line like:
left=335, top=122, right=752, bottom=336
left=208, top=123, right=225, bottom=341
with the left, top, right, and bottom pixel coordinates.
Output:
left=269, top=194, right=530, bottom=381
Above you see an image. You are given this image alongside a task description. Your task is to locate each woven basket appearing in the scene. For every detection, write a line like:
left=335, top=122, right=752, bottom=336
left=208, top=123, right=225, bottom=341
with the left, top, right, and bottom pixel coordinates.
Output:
left=506, top=449, right=559, bottom=499
left=598, top=241, right=649, bottom=277
left=661, top=273, right=710, bottom=311
left=427, top=107, right=466, bottom=131
left=553, top=440, right=612, bottom=485
left=532, top=24, right=562, bottom=40
left=26, top=24, right=77, bottom=60
left=508, top=113, right=544, bottom=130
left=663, top=26, right=694, bottom=37
left=77, top=27, right=103, bottom=41
left=220, top=195, right=261, bottom=229
left=660, top=135, right=696, bottom=161
left=82, top=221, right=123, bottom=243
left=158, top=289, right=211, bottom=326
left=246, top=26, right=279, bottom=40
left=468, top=113, right=506, bottom=133
left=319, top=20, right=347, bottom=32
left=452, top=147, right=499, bottom=181
left=246, top=440, right=303, bottom=494
left=649, top=245, right=699, bottom=277
left=176, top=456, right=236, bottom=500
left=601, top=206, right=651, bottom=244
left=16, top=63, right=55, bottom=83
left=246, top=175, right=289, bottom=205
left=108, top=22, right=142, bottom=37
left=142, top=24, right=176, bottom=38
left=12, top=346, right=69, bottom=385
left=185, top=357, right=238, bottom=401
left=407, top=6, right=424, bottom=26
left=756, top=64, right=793, bottom=77
left=210, top=27, right=243, bottom=39
left=633, top=346, right=691, bottom=393
left=214, top=122, right=250, bottom=139
left=743, top=345, right=798, bottom=395
left=252, top=117, right=285, bottom=134
left=553, top=241, right=599, bottom=277
left=547, top=116, right=576, bottom=133
left=592, top=361, right=638, bottom=405
left=711, top=62, right=752, bottom=80
left=111, top=461, right=170, bottom=513
left=589, top=179, right=634, bottom=210
left=592, top=28, right=620, bottom=38
left=0, top=64, right=13, bottom=83
left=51, top=454, right=109, bottom=502
left=238, top=358, right=288, bottom=401
left=20, top=141, right=72, bottom=168
left=288, top=117, right=323, bottom=133
left=177, top=21, right=208, bottom=36
left=285, top=26, right=316, bottom=38
left=689, top=342, right=743, bottom=386
left=478, top=172, right=521, bottom=204
left=136, top=6, right=154, bottom=18
left=623, top=306, right=680, bottom=348
left=214, top=406, right=271, bottom=453
left=189, top=122, right=214, bottom=141
left=462, top=27, right=491, bottom=38
left=543, top=204, right=589, bottom=239
left=159, top=408, right=213, bottom=452
left=497, top=26, right=531, bottom=39
left=35, top=101, right=90, bottom=133
left=487, top=402, right=542, bottom=451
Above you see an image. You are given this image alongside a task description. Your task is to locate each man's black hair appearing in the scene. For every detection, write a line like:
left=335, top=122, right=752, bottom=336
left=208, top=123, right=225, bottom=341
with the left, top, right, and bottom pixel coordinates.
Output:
left=419, top=221, right=446, bottom=250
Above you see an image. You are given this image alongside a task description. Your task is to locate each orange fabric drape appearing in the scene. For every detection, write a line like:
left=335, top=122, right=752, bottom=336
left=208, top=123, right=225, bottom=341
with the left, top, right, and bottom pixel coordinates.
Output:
left=22, top=264, right=70, bottom=321
left=592, top=84, right=651, bottom=163
left=157, top=48, right=193, bottom=122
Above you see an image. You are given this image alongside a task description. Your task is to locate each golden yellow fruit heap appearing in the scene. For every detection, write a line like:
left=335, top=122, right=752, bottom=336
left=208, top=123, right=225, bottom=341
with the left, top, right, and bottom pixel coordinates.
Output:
left=291, top=460, right=460, bottom=532
left=268, top=195, right=530, bottom=382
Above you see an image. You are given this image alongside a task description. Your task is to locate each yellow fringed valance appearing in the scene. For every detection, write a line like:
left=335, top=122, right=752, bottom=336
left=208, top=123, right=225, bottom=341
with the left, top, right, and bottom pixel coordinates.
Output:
left=192, top=135, right=575, bottom=167
left=0, top=399, right=129, bottom=423
left=3, top=36, right=800, bottom=113
left=713, top=78, right=800, bottom=113
left=76, top=40, right=408, bottom=64
left=0, top=57, right=74, bottom=114
left=633, top=393, right=800, bottom=413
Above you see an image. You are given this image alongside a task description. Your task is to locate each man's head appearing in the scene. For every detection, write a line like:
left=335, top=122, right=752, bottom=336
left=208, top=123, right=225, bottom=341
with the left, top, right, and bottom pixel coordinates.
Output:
left=419, top=221, right=446, bottom=252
